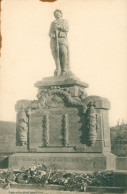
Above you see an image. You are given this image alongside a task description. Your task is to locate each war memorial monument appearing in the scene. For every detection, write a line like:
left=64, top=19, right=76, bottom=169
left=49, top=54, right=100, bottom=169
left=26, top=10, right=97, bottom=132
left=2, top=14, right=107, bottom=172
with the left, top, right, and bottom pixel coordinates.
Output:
left=9, top=9, right=116, bottom=171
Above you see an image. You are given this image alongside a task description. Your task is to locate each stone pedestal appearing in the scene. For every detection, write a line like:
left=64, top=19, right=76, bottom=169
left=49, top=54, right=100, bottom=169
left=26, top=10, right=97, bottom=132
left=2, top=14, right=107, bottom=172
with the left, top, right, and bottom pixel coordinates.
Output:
left=12, top=74, right=116, bottom=171
left=9, top=153, right=116, bottom=171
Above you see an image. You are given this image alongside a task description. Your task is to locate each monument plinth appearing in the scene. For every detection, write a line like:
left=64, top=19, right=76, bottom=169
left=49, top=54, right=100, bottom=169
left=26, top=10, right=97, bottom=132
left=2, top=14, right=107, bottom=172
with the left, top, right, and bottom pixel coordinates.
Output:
left=10, top=74, right=115, bottom=170
left=9, top=9, right=116, bottom=171
left=35, top=74, right=89, bottom=88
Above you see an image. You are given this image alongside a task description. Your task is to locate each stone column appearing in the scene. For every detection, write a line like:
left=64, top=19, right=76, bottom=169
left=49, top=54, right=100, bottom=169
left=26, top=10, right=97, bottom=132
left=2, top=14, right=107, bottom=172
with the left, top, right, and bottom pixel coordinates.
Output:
left=85, top=95, right=116, bottom=170
left=15, top=100, right=31, bottom=148
left=85, top=95, right=111, bottom=153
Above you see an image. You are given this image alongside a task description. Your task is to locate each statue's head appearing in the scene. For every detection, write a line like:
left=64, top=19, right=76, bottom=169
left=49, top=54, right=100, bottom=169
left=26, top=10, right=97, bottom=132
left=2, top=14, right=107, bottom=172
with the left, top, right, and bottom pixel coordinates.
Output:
left=54, top=9, right=62, bottom=19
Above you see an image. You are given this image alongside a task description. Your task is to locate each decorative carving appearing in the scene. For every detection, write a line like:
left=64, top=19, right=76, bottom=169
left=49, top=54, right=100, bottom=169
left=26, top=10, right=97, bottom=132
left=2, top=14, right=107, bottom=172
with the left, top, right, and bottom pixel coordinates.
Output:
left=51, top=89, right=87, bottom=112
left=36, top=89, right=49, bottom=108
left=15, top=86, right=87, bottom=148
left=42, top=114, right=49, bottom=147
left=86, top=101, right=99, bottom=146
left=16, top=106, right=28, bottom=146
left=78, top=88, right=87, bottom=101
left=15, top=100, right=31, bottom=112
left=62, top=114, right=69, bottom=146
left=26, top=107, right=31, bottom=150
left=30, top=100, right=41, bottom=110
left=37, top=87, right=87, bottom=113
left=26, top=107, right=32, bottom=117
left=15, top=86, right=87, bottom=114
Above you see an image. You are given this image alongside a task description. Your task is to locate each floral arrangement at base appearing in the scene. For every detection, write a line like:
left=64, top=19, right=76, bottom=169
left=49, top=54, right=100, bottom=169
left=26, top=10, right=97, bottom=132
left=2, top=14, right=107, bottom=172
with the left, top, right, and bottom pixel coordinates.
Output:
left=0, top=164, right=116, bottom=191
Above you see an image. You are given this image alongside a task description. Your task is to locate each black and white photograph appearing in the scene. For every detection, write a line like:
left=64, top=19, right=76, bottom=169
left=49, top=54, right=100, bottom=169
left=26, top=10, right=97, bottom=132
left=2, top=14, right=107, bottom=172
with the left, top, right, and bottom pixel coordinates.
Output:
left=0, top=0, right=127, bottom=193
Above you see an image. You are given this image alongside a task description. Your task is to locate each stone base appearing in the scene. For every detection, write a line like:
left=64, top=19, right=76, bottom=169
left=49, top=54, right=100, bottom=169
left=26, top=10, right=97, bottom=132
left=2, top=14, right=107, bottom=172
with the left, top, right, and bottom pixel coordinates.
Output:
left=8, top=153, right=116, bottom=171
left=35, top=73, right=89, bottom=88
left=116, top=157, right=127, bottom=170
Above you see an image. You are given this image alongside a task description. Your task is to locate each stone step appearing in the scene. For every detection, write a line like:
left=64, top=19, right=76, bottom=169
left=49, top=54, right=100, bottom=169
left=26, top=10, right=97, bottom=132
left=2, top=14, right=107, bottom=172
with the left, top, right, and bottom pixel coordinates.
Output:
left=0, top=183, right=126, bottom=193
left=86, top=186, right=127, bottom=193
left=0, top=188, right=96, bottom=194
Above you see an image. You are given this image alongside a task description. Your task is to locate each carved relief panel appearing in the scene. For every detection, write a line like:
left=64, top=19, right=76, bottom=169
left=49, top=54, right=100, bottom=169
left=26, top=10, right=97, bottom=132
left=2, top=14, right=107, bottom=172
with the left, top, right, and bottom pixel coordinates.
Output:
left=16, top=88, right=106, bottom=153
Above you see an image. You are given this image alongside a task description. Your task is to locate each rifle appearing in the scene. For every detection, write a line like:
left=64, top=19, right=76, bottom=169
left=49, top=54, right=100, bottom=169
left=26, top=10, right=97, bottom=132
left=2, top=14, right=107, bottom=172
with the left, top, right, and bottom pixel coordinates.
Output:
left=55, top=29, right=60, bottom=75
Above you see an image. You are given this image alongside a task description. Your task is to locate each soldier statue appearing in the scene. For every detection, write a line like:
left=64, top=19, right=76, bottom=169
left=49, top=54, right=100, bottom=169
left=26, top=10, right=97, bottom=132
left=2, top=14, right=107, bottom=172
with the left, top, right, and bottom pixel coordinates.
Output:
left=49, top=9, right=70, bottom=76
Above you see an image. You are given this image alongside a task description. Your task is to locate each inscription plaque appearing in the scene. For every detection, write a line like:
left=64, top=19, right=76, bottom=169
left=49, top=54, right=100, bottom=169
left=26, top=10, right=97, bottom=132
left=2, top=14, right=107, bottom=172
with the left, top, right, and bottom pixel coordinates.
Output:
left=9, top=153, right=108, bottom=171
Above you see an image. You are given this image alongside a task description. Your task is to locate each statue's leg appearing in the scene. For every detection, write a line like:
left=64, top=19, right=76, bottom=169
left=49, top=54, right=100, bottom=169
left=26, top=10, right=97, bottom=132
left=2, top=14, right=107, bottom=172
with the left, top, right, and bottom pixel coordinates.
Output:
left=59, top=44, right=68, bottom=75
left=51, top=49, right=61, bottom=76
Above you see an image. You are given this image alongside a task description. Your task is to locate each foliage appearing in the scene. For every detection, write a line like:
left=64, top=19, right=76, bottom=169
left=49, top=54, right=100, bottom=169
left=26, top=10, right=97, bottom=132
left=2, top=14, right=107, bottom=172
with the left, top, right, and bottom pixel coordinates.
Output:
left=63, top=171, right=114, bottom=191
left=16, top=164, right=48, bottom=185
left=110, top=120, right=127, bottom=156
left=0, top=165, right=116, bottom=191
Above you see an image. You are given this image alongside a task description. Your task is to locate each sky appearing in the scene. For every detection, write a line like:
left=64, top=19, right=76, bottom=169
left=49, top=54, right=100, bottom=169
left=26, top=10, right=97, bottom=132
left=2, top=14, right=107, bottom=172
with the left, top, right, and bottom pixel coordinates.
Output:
left=0, top=0, right=127, bottom=126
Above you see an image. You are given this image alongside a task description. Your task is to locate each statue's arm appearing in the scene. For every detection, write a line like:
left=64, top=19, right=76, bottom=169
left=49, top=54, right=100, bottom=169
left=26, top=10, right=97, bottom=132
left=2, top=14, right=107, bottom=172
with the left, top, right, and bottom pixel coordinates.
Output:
left=59, top=20, right=69, bottom=32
